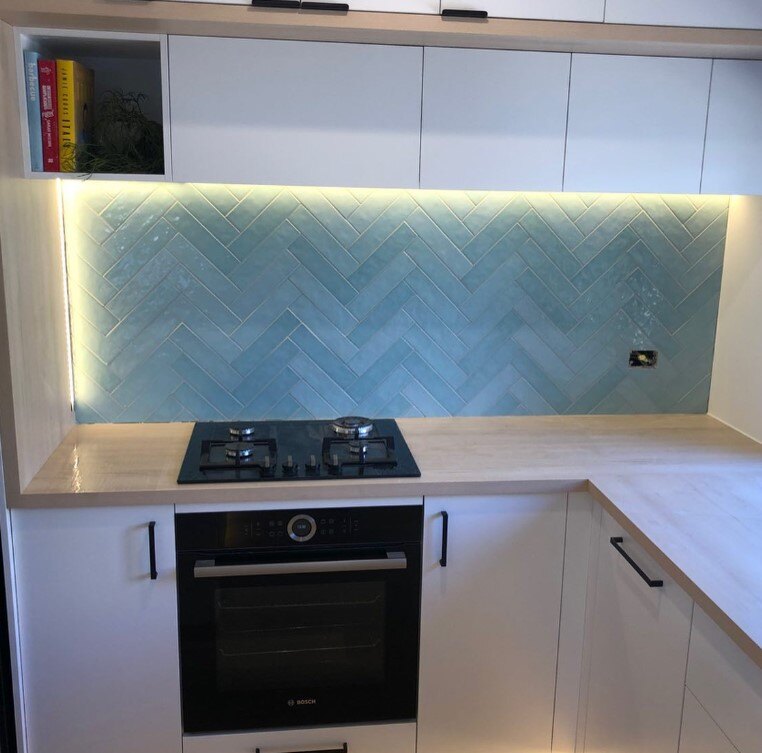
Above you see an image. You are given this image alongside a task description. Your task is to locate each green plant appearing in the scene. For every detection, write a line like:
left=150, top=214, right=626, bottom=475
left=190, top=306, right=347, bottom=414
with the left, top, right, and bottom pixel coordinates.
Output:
left=71, top=90, right=164, bottom=175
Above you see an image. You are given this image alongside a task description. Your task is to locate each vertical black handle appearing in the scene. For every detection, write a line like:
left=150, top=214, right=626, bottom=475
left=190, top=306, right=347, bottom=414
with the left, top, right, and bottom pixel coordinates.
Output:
left=439, top=511, right=449, bottom=567
left=148, top=521, right=158, bottom=580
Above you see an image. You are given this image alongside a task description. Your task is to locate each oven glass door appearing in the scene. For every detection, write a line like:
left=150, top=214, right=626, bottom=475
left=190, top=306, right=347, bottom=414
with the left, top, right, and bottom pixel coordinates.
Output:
left=178, top=544, right=421, bottom=733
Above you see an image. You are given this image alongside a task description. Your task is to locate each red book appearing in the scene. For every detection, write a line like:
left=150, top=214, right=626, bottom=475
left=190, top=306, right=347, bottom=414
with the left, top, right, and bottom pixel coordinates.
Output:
left=37, top=59, right=59, bottom=172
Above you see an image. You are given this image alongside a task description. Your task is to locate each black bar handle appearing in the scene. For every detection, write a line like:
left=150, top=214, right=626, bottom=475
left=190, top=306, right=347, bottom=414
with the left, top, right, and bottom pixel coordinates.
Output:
left=252, top=0, right=301, bottom=8
left=148, top=521, right=158, bottom=580
left=439, top=510, right=449, bottom=567
left=301, top=1, right=349, bottom=9
left=256, top=745, right=348, bottom=753
left=442, top=8, right=488, bottom=18
left=610, top=537, right=663, bottom=588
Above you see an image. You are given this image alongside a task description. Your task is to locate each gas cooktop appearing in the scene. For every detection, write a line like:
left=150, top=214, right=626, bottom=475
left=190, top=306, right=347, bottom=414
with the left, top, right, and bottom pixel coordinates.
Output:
left=177, top=417, right=421, bottom=484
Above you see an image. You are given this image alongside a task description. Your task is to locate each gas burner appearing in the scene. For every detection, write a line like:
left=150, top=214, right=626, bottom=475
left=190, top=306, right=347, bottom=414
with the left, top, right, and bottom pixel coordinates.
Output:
left=322, top=436, right=397, bottom=474
left=229, top=426, right=256, bottom=440
left=224, top=442, right=258, bottom=460
left=331, top=416, right=374, bottom=439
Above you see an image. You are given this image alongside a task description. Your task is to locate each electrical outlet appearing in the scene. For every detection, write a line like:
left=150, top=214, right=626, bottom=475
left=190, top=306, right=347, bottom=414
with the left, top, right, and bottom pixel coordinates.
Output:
left=629, top=350, right=658, bottom=368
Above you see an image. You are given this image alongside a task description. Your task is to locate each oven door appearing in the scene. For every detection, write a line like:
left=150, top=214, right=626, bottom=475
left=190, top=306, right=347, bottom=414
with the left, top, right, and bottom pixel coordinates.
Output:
left=177, top=543, right=421, bottom=734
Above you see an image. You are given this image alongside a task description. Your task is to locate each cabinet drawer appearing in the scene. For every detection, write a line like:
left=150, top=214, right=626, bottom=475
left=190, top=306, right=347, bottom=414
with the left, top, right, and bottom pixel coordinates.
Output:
left=686, top=607, right=762, bottom=753
left=183, top=723, right=417, bottom=753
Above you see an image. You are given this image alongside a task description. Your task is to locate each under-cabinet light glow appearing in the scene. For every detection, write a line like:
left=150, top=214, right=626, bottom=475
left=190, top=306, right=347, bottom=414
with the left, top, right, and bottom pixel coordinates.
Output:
left=56, top=178, right=76, bottom=411
left=59, top=180, right=730, bottom=423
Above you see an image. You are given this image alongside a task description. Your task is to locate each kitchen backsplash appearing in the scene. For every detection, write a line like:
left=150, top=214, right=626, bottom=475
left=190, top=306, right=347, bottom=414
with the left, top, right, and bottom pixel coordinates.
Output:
left=62, top=183, right=728, bottom=422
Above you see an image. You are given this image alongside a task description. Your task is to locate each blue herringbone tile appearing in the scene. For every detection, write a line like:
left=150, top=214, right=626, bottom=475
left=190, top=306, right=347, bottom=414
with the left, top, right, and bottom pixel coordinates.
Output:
left=347, top=224, right=414, bottom=290
left=232, top=341, right=298, bottom=406
left=64, top=183, right=729, bottom=422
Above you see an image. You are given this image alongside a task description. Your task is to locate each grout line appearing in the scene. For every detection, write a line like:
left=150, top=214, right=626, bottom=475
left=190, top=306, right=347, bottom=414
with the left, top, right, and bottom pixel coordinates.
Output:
left=699, top=59, right=715, bottom=195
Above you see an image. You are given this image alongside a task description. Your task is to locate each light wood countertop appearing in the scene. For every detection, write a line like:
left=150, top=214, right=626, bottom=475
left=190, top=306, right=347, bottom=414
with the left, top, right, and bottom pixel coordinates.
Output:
left=20, top=414, right=762, bottom=504
left=16, top=414, right=762, bottom=670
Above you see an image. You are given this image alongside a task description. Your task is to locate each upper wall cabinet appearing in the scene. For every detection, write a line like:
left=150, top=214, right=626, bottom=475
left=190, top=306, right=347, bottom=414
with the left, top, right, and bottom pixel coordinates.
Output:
left=702, top=60, right=762, bottom=196
left=604, top=0, right=762, bottom=29
left=439, top=0, right=604, bottom=22
left=564, top=54, right=712, bottom=193
left=346, top=0, right=440, bottom=11
left=420, top=48, right=570, bottom=191
left=169, top=37, right=423, bottom=187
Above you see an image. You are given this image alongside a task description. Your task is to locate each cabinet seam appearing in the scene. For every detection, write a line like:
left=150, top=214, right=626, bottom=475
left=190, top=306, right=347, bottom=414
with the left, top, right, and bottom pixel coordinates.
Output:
left=699, top=59, right=715, bottom=195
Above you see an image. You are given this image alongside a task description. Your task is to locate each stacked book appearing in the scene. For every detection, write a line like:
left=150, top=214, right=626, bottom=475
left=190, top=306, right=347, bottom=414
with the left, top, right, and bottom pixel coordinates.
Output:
left=23, top=51, right=94, bottom=172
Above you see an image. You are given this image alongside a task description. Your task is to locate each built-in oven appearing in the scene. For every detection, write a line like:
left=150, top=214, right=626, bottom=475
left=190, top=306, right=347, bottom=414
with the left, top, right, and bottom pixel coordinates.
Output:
left=175, top=505, right=422, bottom=735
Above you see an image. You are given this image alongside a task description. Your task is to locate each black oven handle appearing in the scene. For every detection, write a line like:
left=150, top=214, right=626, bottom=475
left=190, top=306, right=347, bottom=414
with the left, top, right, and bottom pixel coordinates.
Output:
left=193, top=551, right=407, bottom=578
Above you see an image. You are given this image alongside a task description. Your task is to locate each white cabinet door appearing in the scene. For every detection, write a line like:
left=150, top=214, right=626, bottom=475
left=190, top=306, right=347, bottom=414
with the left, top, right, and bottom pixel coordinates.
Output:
left=169, top=37, right=422, bottom=187
left=184, top=722, right=417, bottom=753
left=420, top=48, right=570, bottom=191
left=564, top=54, right=711, bottom=193
left=579, top=511, right=693, bottom=753
left=439, top=0, right=604, bottom=22
left=685, top=606, right=762, bottom=753
left=418, top=494, right=567, bottom=753
left=702, top=60, right=762, bottom=196
left=604, top=0, right=762, bottom=29
left=13, top=506, right=182, bottom=753
left=679, top=690, right=737, bottom=753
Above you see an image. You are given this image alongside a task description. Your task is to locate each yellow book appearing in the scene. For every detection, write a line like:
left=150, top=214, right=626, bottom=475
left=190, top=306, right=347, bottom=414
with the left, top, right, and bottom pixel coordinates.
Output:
left=57, top=60, right=94, bottom=172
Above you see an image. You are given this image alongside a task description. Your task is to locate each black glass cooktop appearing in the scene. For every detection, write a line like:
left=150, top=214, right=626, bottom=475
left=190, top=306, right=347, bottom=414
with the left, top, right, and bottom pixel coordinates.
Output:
left=177, top=418, right=421, bottom=484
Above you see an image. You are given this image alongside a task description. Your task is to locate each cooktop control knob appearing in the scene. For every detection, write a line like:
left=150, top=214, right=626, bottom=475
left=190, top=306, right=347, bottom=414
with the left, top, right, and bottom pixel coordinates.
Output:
left=287, top=514, right=316, bottom=542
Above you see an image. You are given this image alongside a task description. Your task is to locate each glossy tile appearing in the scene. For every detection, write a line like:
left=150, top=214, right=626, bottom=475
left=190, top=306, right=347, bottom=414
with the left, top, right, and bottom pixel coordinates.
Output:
left=64, top=184, right=728, bottom=421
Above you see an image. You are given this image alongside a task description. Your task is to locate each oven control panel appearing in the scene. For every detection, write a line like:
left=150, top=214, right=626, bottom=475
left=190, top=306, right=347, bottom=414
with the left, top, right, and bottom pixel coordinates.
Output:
left=242, top=513, right=360, bottom=542
left=175, top=505, right=423, bottom=550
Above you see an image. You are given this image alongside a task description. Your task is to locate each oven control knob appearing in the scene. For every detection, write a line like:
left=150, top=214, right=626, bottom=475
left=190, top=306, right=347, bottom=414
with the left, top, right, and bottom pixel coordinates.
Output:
left=287, top=514, right=317, bottom=542
left=306, top=454, right=319, bottom=473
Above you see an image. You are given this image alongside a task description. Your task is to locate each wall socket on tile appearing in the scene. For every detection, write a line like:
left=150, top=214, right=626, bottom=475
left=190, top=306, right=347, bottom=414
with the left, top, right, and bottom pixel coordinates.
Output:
left=629, top=350, right=658, bottom=368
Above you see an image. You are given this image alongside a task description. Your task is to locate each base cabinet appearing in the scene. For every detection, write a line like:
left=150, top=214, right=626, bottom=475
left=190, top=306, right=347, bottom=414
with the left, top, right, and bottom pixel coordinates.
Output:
left=679, top=690, right=737, bottom=753
left=417, top=494, right=567, bottom=753
left=578, top=511, right=693, bottom=753
left=684, top=606, right=762, bottom=753
left=12, top=506, right=182, bottom=753
left=183, top=723, right=417, bottom=753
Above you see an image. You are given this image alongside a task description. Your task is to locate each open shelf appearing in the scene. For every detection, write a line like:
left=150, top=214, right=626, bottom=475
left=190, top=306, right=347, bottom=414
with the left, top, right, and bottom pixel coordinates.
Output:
left=15, top=28, right=171, bottom=181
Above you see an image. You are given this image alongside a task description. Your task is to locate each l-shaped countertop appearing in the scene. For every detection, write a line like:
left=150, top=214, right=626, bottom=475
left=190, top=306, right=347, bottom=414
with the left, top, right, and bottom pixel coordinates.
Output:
left=15, top=414, right=762, bottom=670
